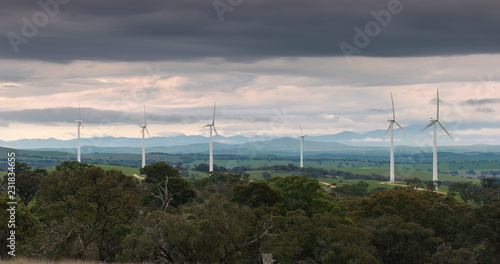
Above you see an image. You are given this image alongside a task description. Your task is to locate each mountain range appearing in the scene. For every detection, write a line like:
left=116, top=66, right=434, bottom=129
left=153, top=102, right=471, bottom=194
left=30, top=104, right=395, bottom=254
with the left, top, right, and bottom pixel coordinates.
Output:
left=2, top=126, right=499, bottom=157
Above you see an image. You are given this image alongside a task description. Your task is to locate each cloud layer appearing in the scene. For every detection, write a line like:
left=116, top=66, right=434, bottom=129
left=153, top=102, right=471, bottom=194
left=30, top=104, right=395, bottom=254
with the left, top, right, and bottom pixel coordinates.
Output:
left=1, top=1, right=500, bottom=146
left=1, top=0, right=500, bottom=62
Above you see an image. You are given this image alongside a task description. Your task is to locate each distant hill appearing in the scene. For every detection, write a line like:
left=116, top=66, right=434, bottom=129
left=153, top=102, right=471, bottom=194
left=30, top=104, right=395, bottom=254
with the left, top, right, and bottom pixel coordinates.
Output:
left=23, top=137, right=354, bottom=156
left=1, top=128, right=499, bottom=157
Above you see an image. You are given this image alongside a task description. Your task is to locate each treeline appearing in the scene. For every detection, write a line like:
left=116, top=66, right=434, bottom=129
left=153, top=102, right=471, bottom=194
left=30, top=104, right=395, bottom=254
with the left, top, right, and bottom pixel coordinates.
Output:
left=1, top=161, right=500, bottom=263
left=192, top=163, right=389, bottom=181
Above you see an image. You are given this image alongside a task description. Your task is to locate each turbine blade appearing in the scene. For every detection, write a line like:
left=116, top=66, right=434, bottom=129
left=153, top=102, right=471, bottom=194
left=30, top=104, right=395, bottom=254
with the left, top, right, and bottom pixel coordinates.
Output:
left=394, top=120, right=406, bottom=134
left=385, top=122, right=392, bottom=135
left=420, top=121, right=435, bottom=132
left=299, top=122, right=304, bottom=136
left=78, top=101, right=82, bottom=121
left=213, top=125, right=220, bottom=142
left=212, top=102, right=216, bottom=125
left=144, top=105, right=146, bottom=124
left=391, top=92, right=395, bottom=119
left=145, top=127, right=150, bottom=137
left=437, top=88, right=440, bottom=120
left=437, top=120, right=454, bottom=140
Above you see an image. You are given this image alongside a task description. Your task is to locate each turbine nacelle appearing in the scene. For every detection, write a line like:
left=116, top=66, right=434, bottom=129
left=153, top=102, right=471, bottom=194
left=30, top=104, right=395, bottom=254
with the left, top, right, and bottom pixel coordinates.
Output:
left=420, top=89, right=453, bottom=140
left=204, top=103, right=220, bottom=142
left=139, top=106, right=150, bottom=137
left=385, top=92, right=406, bottom=135
left=76, top=120, right=84, bottom=129
left=298, top=123, right=307, bottom=137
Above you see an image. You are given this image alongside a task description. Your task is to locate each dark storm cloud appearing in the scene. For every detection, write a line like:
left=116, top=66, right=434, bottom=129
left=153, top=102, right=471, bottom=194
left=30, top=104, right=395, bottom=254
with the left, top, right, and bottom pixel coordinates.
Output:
left=0, top=107, right=273, bottom=126
left=368, top=108, right=387, bottom=113
left=476, top=107, right=494, bottom=113
left=430, top=98, right=446, bottom=105
left=461, top=98, right=500, bottom=106
left=1, top=0, right=499, bottom=62
left=0, top=107, right=201, bottom=125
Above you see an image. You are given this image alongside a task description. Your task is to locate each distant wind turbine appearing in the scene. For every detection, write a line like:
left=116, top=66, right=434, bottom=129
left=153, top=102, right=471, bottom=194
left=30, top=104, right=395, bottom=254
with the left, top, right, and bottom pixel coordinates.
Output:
left=299, top=123, right=307, bottom=168
left=140, top=105, right=150, bottom=168
left=420, top=88, right=454, bottom=189
left=385, top=92, right=406, bottom=182
left=203, top=103, right=220, bottom=172
left=76, top=102, right=84, bottom=163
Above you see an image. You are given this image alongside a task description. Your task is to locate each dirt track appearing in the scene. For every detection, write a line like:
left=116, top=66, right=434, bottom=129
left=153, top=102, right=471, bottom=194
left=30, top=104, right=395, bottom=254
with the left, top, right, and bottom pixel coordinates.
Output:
left=320, top=182, right=336, bottom=188
left=380, top=181, right=446, bottom=194
left=133, top=174, right=145, bottom=180
left=320, top=181, right=446, bottom=194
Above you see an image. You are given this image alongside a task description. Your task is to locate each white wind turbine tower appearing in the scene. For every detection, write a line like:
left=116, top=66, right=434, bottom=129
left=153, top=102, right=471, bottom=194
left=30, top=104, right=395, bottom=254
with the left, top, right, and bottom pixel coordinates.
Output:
left=299, top=123, right=307, bottom=168
left=385, top=92, right=406, bottom=182
left=204, top=103, right=220, bottom=172
left=75, top=103, right=84, bottom=163
left=139, top=105, right=150, bottom=168
left=420, top=89, right=454, bottom=190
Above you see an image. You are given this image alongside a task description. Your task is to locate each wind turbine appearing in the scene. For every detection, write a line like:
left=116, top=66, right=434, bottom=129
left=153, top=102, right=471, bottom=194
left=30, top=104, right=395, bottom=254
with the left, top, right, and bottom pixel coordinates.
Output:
left=299, top=123, right=307, bottom=168
left=75, top=103, right=84, bottom=163
left=385, top=92, right=406, bottom=182
left=203, top=103, right=220, bottom=172
left=420, top=89, right=453, bottom=189
left=139, top=105, right=150, bottom=168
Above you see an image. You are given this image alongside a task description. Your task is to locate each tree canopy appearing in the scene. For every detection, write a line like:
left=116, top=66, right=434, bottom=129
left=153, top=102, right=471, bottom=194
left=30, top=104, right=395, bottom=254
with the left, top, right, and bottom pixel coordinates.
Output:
left=1, top=161, right=499, bottom=263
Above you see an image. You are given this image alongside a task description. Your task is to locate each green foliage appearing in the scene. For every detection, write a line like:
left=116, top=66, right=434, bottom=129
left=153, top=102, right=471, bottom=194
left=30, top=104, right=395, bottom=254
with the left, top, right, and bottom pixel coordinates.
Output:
left=267, top=175, right=328, bottom=214
left=334, top=180, right=370, bottom=198
left=431, top=243, right=476, bottom=264
left=231, top=181, right=278, bottom=208
left=27, top=166, right=141, bottom=260
left=0, top=194, right=39, bottom=258
left=449, top=181, right=477, bottom=204
left=140, top=161, right=180, bottom=184
left=480, top=177, right=500, bottom=189
left=262, top=210, right=375, bottom=263
left=406, top=177, right=424, bottom=189
left=8, top=160, right=500, bottom=263
left=55, top=160, right=91, bottom=172
left=464, top=202, right=500, bottom=263
left=194, top=172, right=249, bottom=199
left=140, top=162, right=196, bottom=211
left=1, top=162, right=46, bottom=205
left=120, top=197, right=275, bottom=263
left=364, top=215, right=442, bottom=264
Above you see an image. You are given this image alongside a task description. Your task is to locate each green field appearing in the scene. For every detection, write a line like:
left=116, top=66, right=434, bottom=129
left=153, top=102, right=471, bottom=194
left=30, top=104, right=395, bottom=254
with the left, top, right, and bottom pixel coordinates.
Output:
left=243, top=168, right=459, bottom=193
left=1, top=144, right=499, bottom=180
left=0, top=147, right=492, bottom=196
left=94, top=164, right=141, bottom=176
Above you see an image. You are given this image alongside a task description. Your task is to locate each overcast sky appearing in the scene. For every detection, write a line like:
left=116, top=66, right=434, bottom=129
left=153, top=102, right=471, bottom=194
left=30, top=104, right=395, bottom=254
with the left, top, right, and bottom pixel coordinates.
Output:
left=0, top=0, right=499, bottom=146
